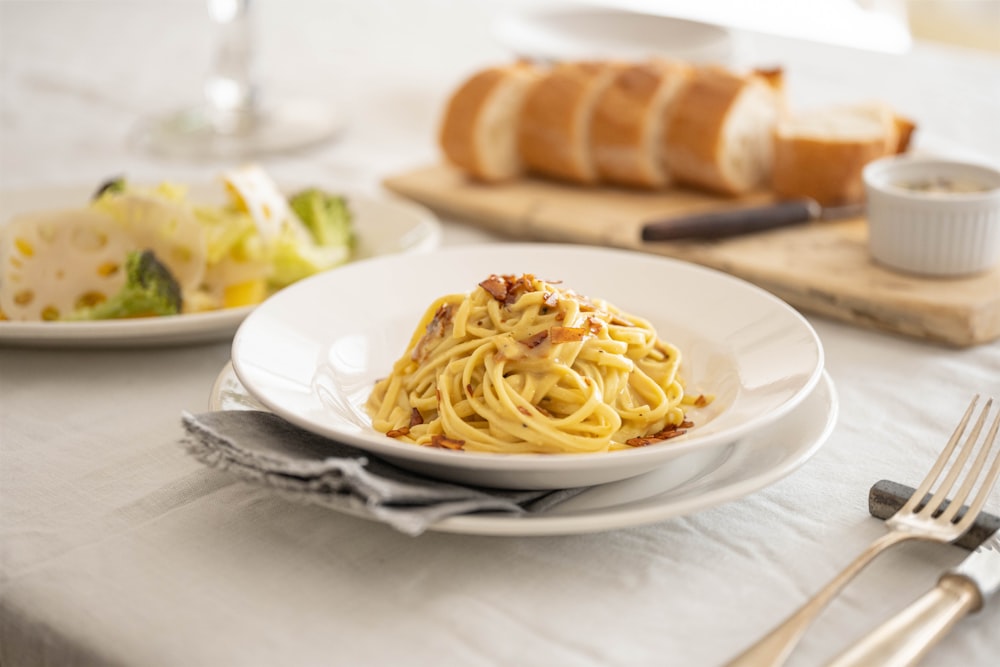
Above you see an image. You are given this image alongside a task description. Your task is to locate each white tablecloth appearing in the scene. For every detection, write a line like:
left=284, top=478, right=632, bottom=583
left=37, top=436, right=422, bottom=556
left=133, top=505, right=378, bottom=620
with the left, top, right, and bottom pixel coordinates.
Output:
left=2, top=2, right=999, bottom=666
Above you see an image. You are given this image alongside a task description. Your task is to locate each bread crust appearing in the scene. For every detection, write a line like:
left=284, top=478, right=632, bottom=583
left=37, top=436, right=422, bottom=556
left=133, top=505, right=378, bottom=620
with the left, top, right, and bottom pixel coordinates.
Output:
left=438, top=60, right=914, bottom=205
left=589, top=59, right=692, bottom=189
left=772, top=135, right=889, bottom=205
left=771, top=103, right=917, bottom=206
left=438, top=64, right=540, bottom=182
left=517, top=61, right=623, bottom=184
left=663, top=66, right=780, bottom=196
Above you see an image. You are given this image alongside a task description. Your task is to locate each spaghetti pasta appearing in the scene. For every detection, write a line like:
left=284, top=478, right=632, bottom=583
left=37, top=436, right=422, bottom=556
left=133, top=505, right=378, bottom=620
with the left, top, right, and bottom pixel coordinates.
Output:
left=366, top=274, right=702, bottom=454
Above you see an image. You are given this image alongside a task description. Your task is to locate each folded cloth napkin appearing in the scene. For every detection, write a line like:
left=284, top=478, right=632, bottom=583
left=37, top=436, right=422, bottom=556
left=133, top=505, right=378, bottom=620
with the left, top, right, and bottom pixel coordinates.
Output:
left=180, top=410, right=584, bottom=536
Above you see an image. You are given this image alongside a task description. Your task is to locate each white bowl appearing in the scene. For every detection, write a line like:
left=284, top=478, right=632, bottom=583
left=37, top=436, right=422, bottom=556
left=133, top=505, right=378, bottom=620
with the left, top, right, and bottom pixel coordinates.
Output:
left=863, top=156, right=1000, bottom=277
left=231, top=244, right=824, bottom=490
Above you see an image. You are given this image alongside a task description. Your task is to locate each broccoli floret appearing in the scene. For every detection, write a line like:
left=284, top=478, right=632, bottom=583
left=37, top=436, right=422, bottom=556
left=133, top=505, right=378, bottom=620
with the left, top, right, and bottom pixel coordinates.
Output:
left=289, top=188, right=354, bottom=248
left=92, top=176, right=127, bottom=200
left=71, top=250, right=183, bottom=320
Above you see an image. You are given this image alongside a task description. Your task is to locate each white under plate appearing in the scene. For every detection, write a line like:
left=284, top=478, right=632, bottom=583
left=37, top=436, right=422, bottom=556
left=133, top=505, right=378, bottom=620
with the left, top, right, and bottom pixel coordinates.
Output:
left=210, top=362, right=837, bottom=536
left=496, top=2, right=910, bottom=58
left=231, top=244, right=824, bottom=490
left=493, top=6, right=735, bottom=63
left=0, top=185, right=441, bottom=347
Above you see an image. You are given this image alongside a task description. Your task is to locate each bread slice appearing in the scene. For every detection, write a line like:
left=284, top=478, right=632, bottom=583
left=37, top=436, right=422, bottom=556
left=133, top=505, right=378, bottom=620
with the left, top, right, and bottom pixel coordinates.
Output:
left=663, top=66, right=784, bottom=196
left=438, top=62, right=543, bottom=182
left=589, top=59, right=693, bottom=189
left=771, top=102, right=917, bottom=206
left=518, top=61, right=625, bottom=185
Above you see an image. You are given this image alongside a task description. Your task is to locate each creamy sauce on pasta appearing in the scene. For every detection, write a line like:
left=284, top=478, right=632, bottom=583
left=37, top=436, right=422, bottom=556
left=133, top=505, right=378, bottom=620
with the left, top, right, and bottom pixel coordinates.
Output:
left=366, top=274, right=706, bottom=454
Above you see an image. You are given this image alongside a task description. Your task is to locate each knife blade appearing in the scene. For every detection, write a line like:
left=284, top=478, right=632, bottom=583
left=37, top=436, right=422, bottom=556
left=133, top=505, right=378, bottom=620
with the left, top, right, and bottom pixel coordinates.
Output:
left=826, top=531, right=1000, bottom=667
left=640, top=198, right=864, bottom=242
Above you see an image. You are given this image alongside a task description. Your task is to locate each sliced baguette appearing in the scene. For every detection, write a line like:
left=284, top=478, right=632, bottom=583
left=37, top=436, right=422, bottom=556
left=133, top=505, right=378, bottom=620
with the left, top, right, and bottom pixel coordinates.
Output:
left=771, top=102, right=917, bottom=206
left=517, top=61, right=624, bottom=184
left=663, top=66, right=784, bottom=196
left=438, top=62, right=543, bottom=182
left=589, top=59, right=693, bottom=189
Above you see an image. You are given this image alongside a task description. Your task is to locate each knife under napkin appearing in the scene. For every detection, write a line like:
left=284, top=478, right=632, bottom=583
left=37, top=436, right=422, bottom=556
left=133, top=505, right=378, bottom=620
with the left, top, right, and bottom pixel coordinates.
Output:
left=826, top=531, right=1000, bottom=667
left=640, top=198, right=865, bottom=241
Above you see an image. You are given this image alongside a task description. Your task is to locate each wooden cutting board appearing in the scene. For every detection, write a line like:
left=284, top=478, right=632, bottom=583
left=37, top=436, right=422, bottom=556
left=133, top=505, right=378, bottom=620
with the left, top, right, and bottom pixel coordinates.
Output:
left=383, top=164, right=1000, bottom=348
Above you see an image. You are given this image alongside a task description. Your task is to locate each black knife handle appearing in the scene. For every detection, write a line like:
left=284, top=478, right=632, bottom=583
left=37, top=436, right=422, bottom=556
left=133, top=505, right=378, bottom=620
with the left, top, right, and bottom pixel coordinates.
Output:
left=869, top=479, right=1000, bottom=551
left=641, top=198, right=819, bottom=241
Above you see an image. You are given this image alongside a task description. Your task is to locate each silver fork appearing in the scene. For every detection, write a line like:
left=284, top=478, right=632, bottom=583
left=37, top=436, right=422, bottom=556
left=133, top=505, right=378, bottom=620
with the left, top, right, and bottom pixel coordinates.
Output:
left=726, top=395, right=1000, bottom=667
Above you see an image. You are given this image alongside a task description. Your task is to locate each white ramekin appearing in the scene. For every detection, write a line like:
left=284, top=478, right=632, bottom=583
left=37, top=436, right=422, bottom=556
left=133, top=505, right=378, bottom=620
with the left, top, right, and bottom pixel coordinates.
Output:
left=863, top=155, right=1000, bottom=277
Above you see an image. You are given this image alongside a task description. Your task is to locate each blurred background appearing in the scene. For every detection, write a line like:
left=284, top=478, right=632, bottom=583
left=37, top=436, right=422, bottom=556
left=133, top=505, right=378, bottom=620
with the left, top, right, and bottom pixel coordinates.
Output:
left=905, top=0, right=999, bottom=52
left=1, top=0, right=997, bottom=190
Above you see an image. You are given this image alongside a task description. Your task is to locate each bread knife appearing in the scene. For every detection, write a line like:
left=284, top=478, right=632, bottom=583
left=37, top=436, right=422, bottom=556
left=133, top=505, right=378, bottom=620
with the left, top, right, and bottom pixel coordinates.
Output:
left=640, top=198, right=863, bottom=241
left=826, top=531, right=1000, bottom=667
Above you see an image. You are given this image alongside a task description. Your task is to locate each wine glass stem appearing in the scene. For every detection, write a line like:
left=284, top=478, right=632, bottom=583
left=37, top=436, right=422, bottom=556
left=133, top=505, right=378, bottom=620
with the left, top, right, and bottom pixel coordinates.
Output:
left=205, top=0, right=257, bottom=134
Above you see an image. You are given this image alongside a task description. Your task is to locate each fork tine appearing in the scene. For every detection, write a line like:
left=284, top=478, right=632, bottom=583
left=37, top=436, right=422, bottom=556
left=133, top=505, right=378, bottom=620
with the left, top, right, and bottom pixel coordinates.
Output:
left=899, top=394, right=979, bottom=514
left=945, top=401, right=1000, bottom=527
left=921, top=397, right=994, bottom=518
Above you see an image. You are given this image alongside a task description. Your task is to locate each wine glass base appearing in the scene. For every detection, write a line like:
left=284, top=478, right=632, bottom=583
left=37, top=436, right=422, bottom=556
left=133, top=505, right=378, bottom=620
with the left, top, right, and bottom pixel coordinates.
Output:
left=134, top=99, right=344, bottom=160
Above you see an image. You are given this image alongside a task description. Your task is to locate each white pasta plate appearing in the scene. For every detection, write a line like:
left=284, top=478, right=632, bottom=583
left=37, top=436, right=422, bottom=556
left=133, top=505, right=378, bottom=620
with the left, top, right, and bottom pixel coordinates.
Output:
left=211, top=362, right=836, bottom=536
left=0, top=185, right=442, bottom=347
left=231, top=244, right=825, bottom=490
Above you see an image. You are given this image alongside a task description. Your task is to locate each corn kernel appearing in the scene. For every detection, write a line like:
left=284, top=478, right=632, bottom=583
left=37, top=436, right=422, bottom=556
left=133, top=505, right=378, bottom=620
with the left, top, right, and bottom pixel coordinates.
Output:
left=172, top=245, right=193, bottom=264
left=75, top=291, right=107, bottom=309
left=225, top=182, right=249, bottom=212
left=13, top=289, right=33, bottom=305
left=14, top=238, right=34, bottom=257
left=223, top=279, right=266, bottom=308
left=97, top=261, right=119, bottom=277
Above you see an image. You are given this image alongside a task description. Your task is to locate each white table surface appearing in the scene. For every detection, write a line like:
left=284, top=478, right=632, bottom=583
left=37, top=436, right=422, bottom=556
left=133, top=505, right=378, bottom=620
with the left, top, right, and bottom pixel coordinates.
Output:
left=2, top=2, right=1000, bottom=666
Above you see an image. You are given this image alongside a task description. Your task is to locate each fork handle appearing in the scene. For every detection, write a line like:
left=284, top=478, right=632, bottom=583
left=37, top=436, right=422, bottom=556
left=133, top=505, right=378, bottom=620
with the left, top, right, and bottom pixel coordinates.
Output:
left=725, top=531, right=910, bottom=667
left=825, top=574, right=982, bottom=667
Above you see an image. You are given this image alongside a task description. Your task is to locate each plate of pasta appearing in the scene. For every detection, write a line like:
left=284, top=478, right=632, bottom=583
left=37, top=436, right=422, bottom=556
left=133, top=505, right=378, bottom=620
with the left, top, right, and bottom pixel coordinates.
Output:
left=232, top=244, right=824, bottom=489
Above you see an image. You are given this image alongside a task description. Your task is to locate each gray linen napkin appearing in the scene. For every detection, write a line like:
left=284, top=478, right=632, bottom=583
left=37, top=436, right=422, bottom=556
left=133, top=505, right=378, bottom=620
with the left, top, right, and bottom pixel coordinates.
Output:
left=180, top=410, right=583, bottom=536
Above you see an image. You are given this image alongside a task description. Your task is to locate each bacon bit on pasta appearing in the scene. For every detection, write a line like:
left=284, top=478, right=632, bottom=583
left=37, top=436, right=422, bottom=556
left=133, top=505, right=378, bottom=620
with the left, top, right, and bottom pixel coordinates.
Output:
left=412, top=303, right=455, bottom=362
left=543, top=291, right=559, bottom=308
left=504, top=274, right=536, bottom=305
left=693, top=394, right=709, bottom=408
left=386, top=427, right=410, bottom=438
left=479, top=275, right=508, bottom=301
left=409, top=408, right=424, bottom=427
left=429, top=434, right=465, bottom=450
left=519, top=330, right=549, bottom=348
left=517, top=406, right=531, bottom=416
left=550, top=326, right=588, bottom=343
left=466, top=383, right=474, bottom=395
left=586, top=317, right=603, bottom=335
left=480, top=273, right=541, bottom=305
left=625, top=420, right=694, bottom=447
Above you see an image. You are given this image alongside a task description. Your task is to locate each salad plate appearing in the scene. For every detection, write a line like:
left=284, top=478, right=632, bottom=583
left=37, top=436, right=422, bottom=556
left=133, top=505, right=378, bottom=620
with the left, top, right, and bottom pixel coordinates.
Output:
left=0, top=184, right=442, bottom=347
left=210, top=362, right=837, bottom=536
left=231, top=244, right=825, bottom=489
